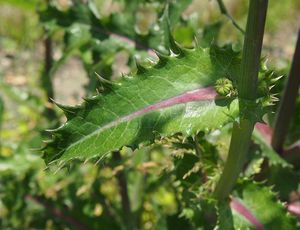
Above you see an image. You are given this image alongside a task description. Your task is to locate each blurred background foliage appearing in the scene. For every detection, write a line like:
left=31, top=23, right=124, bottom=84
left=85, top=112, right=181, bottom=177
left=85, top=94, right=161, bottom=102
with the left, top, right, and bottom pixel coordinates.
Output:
left=0, top=0, right=300, bottom=229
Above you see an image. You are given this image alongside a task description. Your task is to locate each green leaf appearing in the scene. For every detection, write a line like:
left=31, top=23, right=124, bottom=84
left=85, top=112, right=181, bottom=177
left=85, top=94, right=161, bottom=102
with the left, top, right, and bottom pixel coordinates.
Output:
left=168, top=0, right=193, bottom=26
left=266, top=165, right=300, bottom=200
left=49, top=23, right=92, bottom=77
left=149, top=0, right=193, bottom=53
left=200, top=22, right=223, bottom=48
left=232, top=181, right=296, bottom=229
left=43, top=45, right=241, bottom=165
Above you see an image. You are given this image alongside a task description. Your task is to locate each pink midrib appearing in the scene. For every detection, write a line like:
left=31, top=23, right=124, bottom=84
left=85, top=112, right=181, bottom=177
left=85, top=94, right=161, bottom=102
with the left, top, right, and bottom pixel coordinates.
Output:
left=65, top=87, right=219, bottom=152
left=130, top=86, right=218, bottom=118
left=99, top=86, right=218, bottom=133
left=255, top=122, right=273, bottom=145
left=231, top=197, right=265, bottom=230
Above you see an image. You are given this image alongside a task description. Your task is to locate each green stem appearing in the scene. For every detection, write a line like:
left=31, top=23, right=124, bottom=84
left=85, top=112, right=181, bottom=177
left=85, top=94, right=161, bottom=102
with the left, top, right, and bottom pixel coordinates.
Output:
left=42, top=35, right=54, bottom=99
left=112, top=151, right=135, bottom=230
left=216, top=0, right=245, bottom=34
left=271, top=29, right=300, bottom=153
left=214, top=0, right=268, bottom=200
left=27, top=195, right=89, bottom=230
left=42, top=29, right=57, bottom=121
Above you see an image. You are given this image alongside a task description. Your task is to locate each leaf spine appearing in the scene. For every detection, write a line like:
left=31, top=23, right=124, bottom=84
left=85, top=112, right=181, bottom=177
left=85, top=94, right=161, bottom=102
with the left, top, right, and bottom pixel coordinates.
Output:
left=95, top=72, right=122, bottom=87
left=134, top=58, right=147, bottom=74
left=51, top=99, right=79, bottom=119
left=154, top=50, right=170, bottom=67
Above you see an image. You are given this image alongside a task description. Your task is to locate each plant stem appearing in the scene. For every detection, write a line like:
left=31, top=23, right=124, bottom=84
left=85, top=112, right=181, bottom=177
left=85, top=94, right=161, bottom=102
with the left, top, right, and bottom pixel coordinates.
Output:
left=42, top=30, right=57, bottom=120
left=214, top=0, right=268, bottom=200
left=112, top=151, right=135, bottom=230
left=271, top=29, right=300, bottom=153
left=216, top=0, right=245, bottom=34
left=283, top=140, right=300, bottom=169
left=26, top=195, right=88, bottom=230
left=43, top=35, right=54, bottom=100
left=214, top=120, right=254, bottom=199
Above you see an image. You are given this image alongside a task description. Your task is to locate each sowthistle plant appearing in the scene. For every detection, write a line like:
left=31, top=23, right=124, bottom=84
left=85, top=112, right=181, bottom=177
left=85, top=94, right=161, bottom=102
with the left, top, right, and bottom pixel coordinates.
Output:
left=39, top=0, right=300, bottom=229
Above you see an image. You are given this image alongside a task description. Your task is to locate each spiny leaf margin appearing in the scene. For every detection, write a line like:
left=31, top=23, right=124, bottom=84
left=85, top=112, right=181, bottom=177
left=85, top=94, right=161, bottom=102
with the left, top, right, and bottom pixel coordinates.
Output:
left=232, top=180, right=296, bottom=229
left=42, top=45, right=241, bottom=165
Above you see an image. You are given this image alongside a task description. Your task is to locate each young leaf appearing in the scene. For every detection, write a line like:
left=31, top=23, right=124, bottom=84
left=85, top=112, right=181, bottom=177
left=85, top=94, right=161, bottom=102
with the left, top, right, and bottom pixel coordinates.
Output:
left=43, top=45, right=241, bottom=165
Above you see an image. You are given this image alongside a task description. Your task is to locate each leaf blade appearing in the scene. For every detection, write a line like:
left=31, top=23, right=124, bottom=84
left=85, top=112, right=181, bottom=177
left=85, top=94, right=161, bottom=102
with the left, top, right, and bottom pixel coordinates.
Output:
left=43, top=45, right=241, bottom=164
